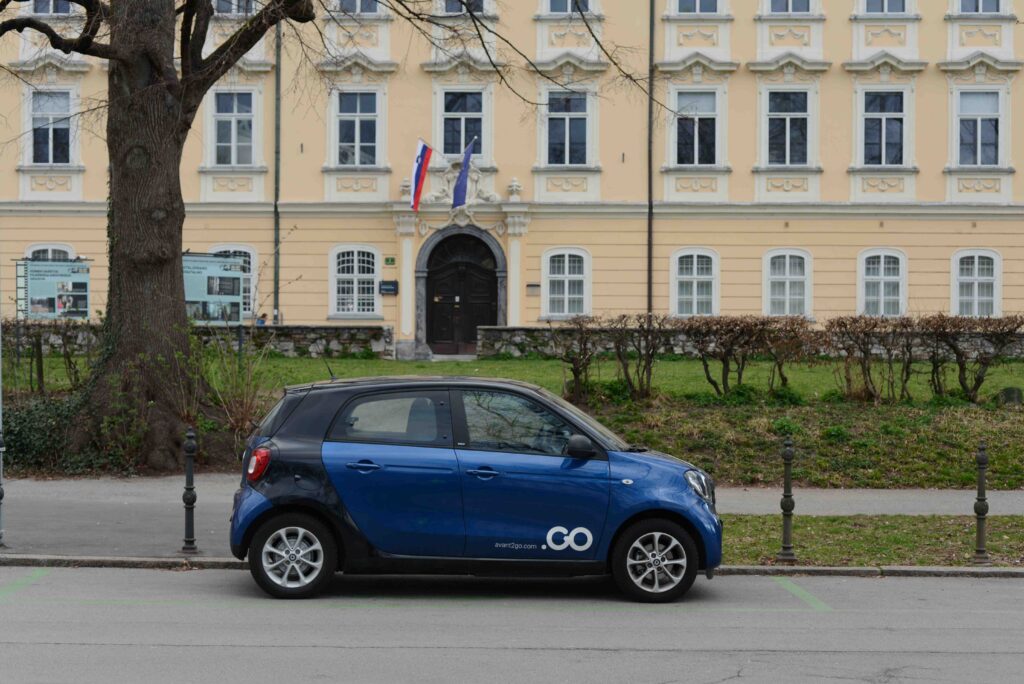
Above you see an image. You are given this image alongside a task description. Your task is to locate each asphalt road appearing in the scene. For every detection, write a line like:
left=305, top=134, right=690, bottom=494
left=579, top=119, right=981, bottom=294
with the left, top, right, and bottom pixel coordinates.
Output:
left=0, top=567, right=1021, bottom=683
left=4, top=475, right=1023, bottom=558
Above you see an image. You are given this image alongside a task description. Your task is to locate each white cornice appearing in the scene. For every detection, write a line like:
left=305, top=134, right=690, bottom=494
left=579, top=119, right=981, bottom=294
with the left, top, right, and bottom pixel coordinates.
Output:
left=657, top=52, right=740, bottom=74
left=747, top=52, right=832, bottom=73
left=843, top=51, right=928, bottom=74
left=9, top=54, right=90, bottom=74
left=938, top=51, right=1023, bottom=73
left=318, top=54, right=398, bottom=74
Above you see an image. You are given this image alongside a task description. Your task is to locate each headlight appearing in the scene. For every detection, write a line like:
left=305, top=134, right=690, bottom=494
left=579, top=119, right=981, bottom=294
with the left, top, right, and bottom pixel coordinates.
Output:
left=685, top=469, right=715, bottom=504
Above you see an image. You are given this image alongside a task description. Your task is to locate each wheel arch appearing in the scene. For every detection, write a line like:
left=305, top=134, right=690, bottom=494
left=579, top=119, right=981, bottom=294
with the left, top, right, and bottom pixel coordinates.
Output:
left=243, top=503, right=346, bottom=571
left=606, top=510, right=707, bottom=571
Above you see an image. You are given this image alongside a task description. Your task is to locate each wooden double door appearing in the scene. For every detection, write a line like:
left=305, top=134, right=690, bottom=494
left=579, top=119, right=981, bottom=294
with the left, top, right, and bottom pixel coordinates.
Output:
left=426, top=236, right=498, bottom=355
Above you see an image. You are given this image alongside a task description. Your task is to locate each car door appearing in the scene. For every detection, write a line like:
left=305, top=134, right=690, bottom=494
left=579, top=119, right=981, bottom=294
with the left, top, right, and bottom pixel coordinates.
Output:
left=321, top=390, right=465, bottom=557
left=454, top=389, right=611, bottom=560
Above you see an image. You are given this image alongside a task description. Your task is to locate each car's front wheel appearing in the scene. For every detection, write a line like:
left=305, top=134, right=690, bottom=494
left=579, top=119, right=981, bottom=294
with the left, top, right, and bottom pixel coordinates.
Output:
left=248, top=513, right=337, bottom=599
left=611, top=519, right=699, bottom=603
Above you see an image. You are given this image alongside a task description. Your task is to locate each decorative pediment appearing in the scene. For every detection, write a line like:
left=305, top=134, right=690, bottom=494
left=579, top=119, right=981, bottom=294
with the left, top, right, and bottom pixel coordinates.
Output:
left=843, top=51, right=927, bottom=75
left=421, top=52, right=504, bottom=75
left=9, top=54, right=90, bottom=75
left=657, top=52, right=740, bottom=75
left=938, top=51, right=1023, bottom=74
left=318, top=53, right=398, bottom=76
left=532, top=52, right=609, bottom=76
left=747, top=51, right=831, bottom=74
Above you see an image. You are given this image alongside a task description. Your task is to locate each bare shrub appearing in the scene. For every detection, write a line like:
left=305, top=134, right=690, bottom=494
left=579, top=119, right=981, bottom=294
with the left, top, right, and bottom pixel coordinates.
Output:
left=605, top=313, right=672, bottom=400
left=546, top=316, right=603, bottom=404
left=918, top=314, right=1024, bottom=403
left=762, top=317, right=813, bottom=391
left=678, top=316, right=767, bottom=396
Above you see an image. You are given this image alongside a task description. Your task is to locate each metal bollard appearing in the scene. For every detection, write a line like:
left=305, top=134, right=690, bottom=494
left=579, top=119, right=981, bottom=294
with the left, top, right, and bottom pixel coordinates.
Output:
left=973, top=441, right=991, bottom=566
left=0, top=432, right=6, bottom=549
left=776, top=437, right=797, bottom=564
left=181, top=428, right=198, bottom=555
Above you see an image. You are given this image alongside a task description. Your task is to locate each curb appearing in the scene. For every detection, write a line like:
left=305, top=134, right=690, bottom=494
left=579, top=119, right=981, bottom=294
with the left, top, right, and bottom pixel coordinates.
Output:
left=2, top=555, right=1023, bottom=577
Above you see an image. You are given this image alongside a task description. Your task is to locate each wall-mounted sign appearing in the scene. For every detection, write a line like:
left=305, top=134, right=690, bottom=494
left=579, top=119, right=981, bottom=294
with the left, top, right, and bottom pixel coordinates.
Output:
left=379, top=280, right=399, bottom=296
left=526, top=283, right=542, bottom=297
left=384, top=256, right=397, bottom=266
left=15, top=260, right=90, bottom=320
left=183, top=253, right=245, bottom=325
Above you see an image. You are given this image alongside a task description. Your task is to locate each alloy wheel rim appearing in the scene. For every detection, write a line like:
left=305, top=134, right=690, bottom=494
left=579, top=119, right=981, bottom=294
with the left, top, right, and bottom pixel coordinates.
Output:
left=261, top=526, right=325, bottom=589
left=626, top=531, right=687, bottom=593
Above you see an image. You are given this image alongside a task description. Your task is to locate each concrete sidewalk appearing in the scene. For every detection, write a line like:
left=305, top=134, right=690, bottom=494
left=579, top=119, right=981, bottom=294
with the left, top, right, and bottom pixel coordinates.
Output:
left=0, top=475, right=1021, bottom=559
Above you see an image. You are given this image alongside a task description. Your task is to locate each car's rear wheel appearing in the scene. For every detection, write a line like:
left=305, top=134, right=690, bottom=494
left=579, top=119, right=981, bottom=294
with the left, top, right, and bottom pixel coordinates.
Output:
left=248, top=513, right=337, bottom=599
left=611, top=519, right=699, bottom=603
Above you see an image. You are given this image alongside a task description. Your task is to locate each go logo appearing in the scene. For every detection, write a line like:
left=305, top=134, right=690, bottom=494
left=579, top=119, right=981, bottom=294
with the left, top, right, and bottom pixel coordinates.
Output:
left=544, top=526, right=594, bottom=552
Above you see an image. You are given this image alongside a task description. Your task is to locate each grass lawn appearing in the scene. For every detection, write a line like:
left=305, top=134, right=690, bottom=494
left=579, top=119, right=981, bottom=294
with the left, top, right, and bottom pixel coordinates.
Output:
left=5, top=354, right=1024, bottom=488
left=722, top=515, right=1024, bottom=567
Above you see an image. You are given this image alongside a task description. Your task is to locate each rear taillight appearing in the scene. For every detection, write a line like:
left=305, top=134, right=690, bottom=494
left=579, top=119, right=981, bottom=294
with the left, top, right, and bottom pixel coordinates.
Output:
left=247, top=447, right=271, bottom=483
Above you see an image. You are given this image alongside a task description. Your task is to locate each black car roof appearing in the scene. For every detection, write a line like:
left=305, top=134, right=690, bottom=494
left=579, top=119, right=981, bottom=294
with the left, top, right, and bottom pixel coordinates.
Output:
left=285, top=375, right=546, bottom=395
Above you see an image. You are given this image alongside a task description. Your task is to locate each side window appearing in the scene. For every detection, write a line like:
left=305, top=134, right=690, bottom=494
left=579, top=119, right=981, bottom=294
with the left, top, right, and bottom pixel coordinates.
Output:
left=461, top=391, right=574, bottom=457
left=330, top=392, right=449, bottom=445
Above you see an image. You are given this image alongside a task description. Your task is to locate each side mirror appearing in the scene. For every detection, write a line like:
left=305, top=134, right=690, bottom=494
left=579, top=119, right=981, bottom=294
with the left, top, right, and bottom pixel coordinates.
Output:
left=567, top=434, right=597, bottom=459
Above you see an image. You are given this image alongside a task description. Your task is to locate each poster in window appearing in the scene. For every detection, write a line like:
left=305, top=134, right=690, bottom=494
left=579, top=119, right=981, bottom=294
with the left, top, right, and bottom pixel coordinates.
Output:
left=183, top=254, right=245, bottom=325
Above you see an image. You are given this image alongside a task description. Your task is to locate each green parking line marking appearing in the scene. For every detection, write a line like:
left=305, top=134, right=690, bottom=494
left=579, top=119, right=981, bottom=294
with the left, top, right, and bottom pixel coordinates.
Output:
left=772, top=576, right=832, bottom=612
left=0, top=569, right=50, bottom=600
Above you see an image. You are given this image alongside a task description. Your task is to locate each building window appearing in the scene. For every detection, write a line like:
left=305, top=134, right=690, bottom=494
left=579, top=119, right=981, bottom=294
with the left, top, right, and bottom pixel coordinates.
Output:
left=332, top=246, right=379, bottom=316
left=214, top=0, right=254, bottom=14
left=27, top=244, right=74, bottom=261
left=677, top=92, right=717, bottom=166
left=544, top=249, right=589, bottom=317
left=954, top=251, right=999, bottom=317
left=958, top=92, right=1000, bottom=167
left=444, top=0, right=483, bottom=13
left=765, top=250, right=810, bottom=316
left=547, top=92, right=588, bottom=166
left=960, top=0, right=999, bottom=13
left=443, top=91, right=483, bottom=156
left=339, top=0, right=379, bottom=12
left=771, top=0, right=809, bottom=12
left=680, top=0, right=718, bottom=11
left=863, top=92, right=904, bottom=166
left=33, top=0, right=71, bottom=13
left=550, top=0, right=589, bottom=12
left=865, top=0, right=905, bottom=11
left=673, top=249, right=718, bottom=317
left=212, top=246, right=257, bottom=317
left=337, top=92, right=377, bottom=166
left=859, top=250, right=906, bottom=317
left=768, top=91, right=808, bottom=166
left=213, top=92, right=254, bottom=166
left=31, top=91, right=72, bottom=165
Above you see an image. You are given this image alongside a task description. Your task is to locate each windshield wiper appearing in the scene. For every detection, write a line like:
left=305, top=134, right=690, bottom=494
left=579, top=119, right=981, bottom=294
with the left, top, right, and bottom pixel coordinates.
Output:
left=627, top=445, right=649, bottom=452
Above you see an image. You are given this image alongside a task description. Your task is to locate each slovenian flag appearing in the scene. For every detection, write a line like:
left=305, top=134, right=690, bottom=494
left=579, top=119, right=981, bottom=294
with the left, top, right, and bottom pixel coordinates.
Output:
left=411, top=139, right=432, bottom=212
left=452, top=138, right=477, bottom=210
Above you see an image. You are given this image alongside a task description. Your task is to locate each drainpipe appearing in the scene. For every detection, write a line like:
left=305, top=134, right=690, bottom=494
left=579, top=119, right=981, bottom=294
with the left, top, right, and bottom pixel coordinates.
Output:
left=272, top=22, right=283, bottom=324
left=646, top=0, right=655, bottom=315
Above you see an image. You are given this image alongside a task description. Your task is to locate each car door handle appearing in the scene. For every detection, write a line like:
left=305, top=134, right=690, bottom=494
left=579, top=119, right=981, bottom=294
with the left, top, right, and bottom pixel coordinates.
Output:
left=466, top=468, right=500, bottom=479
left=346, top=461, right=382, bottom=473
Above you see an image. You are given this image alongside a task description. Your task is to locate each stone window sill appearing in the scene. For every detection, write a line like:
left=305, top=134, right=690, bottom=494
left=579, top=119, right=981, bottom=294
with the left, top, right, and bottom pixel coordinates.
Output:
left=322, top=165, right=392, bottom=174
left=199, top=165, right=269, bottom=175
left=944, top=166, right=1016, bottom=175
left=848, top=165, right=919, bottom=175
left=328, top=313, right=385, bottom=321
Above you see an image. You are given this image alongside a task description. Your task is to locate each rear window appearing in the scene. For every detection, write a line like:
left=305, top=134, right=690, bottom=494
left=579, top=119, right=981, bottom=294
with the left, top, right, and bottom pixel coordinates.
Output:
left=256, top=392, right=304, bottom=438
left=329, top=391, right=450, bottom=446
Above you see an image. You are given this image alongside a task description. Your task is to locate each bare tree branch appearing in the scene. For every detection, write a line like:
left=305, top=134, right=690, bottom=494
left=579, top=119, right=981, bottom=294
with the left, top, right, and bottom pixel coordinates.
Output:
left=0, top=0, right=119, bottom=61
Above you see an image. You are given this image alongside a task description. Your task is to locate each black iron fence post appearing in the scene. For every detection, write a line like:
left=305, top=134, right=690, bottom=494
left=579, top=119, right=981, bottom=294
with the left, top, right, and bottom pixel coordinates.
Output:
left=182, top=428, right=198, bottom=555
left=0, top=432, right=6, bottom=549
left=973, top=441, right=991, bottom=566
left=777, top=437, right=797, bottom=564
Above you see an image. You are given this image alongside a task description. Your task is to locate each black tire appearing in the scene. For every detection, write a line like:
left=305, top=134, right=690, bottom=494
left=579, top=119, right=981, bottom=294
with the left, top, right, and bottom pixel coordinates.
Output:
left=248, top=513, right=338, bottom=599
left=611, top=519, right=699, bottom=603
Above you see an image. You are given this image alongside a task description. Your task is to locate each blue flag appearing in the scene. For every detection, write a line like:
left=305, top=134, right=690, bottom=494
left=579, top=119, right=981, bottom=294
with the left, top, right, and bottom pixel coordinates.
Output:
left=451, top=138, right=476, bottom=210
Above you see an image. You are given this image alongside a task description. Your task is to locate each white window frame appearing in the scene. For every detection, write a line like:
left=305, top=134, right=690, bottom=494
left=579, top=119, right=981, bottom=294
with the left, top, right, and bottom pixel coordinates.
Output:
left=952, top=89, right=1006, bottom=169
left=670, top=86, right=726, bottom=168
left=857, top=248, right=908, bottom=317
left=213, top=0, right=255, bottom=15
left=541, top=247, right=592, bottom=319
left=433, top=83, right=494, bottom=166
left=329, top=86, right=386, bottom=169
left=856, top=85, right=913, bottom=168
left=546, top=0, right=592, bottom=13
left=674, top=0, right=724, bottom=14
left=862, top=0, right=909, bottom=12
left=441, top=0, right=487, bottom=15
left=951, top=249, right=1002, bottom=317
left=670, top=247, right=720, bottom=318
left=765, top=0, right=815, bottom=14
left=329, top=244, right=382, bottom=318
left=540, top=88, right=596, bottom=168
left=956, top=0, right=1002, bottom=14
left=206, top=88, right=262, bottom=168
left=337, top=0, right=381, bottom=14
left=24, top=85, right=78, bottom=167
left=762, top=87, right=814, bottom=167
left=763, top=249, right=813, bottom=317
left=25, top=243, right=76, bottom=261
left=31, top=0, right=73, bottom=15
left=211, top=244, right=258, bottom=318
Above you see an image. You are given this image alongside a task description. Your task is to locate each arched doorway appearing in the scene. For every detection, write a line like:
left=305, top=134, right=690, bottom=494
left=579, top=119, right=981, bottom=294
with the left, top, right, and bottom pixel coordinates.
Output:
left=425, top=233, right=499, bottom=355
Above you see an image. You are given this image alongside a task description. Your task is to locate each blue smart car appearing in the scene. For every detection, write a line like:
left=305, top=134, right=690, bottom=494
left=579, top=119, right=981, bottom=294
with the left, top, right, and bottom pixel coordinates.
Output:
left=230, top=377, right=722, bottom=602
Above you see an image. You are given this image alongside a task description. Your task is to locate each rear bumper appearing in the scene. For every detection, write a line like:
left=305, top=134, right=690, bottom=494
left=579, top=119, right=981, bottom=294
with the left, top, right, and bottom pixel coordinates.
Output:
left=229, top=486, right=273, bottom=560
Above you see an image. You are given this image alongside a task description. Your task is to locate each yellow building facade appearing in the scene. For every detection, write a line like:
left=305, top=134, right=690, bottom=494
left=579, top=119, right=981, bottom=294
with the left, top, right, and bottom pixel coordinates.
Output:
left=1, top=0, right=1023, bottom=357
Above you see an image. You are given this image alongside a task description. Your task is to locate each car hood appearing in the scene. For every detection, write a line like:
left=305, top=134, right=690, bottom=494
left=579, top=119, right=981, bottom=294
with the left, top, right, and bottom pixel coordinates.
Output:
left=609, top=449, right=701, bottom=474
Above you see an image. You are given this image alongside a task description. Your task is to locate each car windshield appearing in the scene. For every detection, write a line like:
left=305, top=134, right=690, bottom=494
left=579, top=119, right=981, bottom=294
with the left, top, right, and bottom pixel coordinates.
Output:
left=536, top=388, right=631, bottom=451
